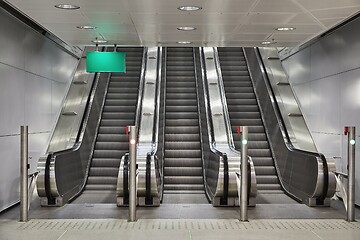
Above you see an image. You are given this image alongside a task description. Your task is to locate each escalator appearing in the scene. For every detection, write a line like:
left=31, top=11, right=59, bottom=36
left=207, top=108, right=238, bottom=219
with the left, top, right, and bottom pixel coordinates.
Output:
left=163, top=47, right=206, bottom=203
left=71, top=47, right=143, bottom=203
left=217, top=48, right=283, bottom=198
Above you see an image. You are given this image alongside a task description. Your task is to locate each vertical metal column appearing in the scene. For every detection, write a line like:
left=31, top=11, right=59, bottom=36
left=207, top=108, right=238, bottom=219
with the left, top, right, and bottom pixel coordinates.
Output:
left=129, top=126, right=137, bottom=222
left=240, top=126, right=248, bottom=222
left=347, top=126, right=356, bottom=222
left=20, top=126, right=28, bottom=222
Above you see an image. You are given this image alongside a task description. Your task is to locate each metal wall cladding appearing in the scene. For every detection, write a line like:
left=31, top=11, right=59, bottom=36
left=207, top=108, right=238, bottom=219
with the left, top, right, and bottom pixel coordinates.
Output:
left=0, top=8, right=78, bottom=212
left=282, top=17, right=360, bottom=205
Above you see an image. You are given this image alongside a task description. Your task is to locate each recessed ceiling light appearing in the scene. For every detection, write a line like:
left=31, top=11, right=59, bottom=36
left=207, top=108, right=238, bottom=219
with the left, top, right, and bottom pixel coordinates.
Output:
left=77, top=25, right=97, bottom=30
left=177, top=6, right=202, bottom=11
left=92, top=39, right=108, bottom=44
left=177, top=26, right=196, bottom=31
left=276, top=27, right=295, bottom=31
left=177, top=41, right=192, bottom=44
left=54, top=4, right=80, bottom=10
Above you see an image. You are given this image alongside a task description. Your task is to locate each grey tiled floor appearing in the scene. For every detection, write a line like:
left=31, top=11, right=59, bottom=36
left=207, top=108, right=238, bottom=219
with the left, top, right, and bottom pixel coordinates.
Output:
left=1, top=219, right=360, bottom=240
left=2, top=193, right=358, bottom=220
left=1, top=194, right=360, bottom=240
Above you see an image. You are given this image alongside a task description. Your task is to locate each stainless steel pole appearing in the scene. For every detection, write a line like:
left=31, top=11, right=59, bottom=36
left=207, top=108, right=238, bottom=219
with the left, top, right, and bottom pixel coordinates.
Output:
left=347, top=126, right=355, bottom=222
left=129, top=126, right=137, bottom=222
left=240, top=126, right=248, bottom=222
left=20, top=126, right=28, bottom=222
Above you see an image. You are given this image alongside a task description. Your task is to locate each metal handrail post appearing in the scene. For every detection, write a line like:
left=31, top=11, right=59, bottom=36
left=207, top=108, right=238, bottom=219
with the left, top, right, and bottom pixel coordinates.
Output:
left=129, top=126, right=137, bottom=222
left=20, top=126, right=29, bottom=222
left=347, top=126, right=356, bottom=222
left=240, top=126, right=248, bottom=221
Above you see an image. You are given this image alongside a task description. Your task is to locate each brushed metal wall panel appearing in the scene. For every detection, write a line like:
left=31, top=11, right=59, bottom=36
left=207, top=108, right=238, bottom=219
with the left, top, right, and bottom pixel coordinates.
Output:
left=51, top=81, right=67, bottom=117
left=311, top=132, right=341, bottom=160
left=0, top=8, right=77, bottom=211
left=292, top=84, right=312, bottom=125
left=0, top=10, right=25, bottom=70
left=310, top=75, right=341, bottom=134
left=339, top=68, right=360, bottom=126
left=25, top=73, right=52, bottom=133
left=28, top=132, right=50, bottom=175
left=0, top=135, right=20, bottom=212
left=339, top=26, right=360, bottom=73
left=23, top=33, right=53, bottom=79
left=51, top=51, right=78, bottom=83
left=285, top=47, right=311, bottom=86
left=0, top=64, right=25, bottom=136
left=310, top=39, right=342, bottom=81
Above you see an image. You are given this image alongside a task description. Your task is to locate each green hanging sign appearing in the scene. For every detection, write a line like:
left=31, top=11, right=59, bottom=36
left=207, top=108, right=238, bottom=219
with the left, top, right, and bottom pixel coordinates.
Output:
left=86, top=52, right=126, bottom=72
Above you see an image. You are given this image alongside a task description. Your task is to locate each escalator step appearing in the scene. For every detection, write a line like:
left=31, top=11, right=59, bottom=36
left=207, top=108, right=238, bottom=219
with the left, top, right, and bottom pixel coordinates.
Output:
left=164, top=184, right=204, bottom=191
left=251, top=157, right=274, bottom=166
left=164, top=176, right=203, bottom=184
left=166, top=112, right=199, bottom=119
left=108, top=87, right=138, bottom=94
left=164, top=158, right=202, bottom=167
left=102, top=112, right=136, bottom=119
left=91, top=158, right=120, bottom=167
left=257, top=184, right=282, bottom=191
left=105, top=99, right=137, bottom=106
left=166, top=119, right=199, bottom=126
left=165, top=133, right=200, bottom=141
left=100, top=119, right=135, bottom=127
left=89, top=167, right=118, bottom=176
left=255, top=166, right=277, bottom=175
left=166, top=93, right=197, bottom=99
left=93, top=150, right=127, bottom=158
left=166, top=106, right=198, bottom=112
left=165, top=149, right=202, bottom=158
left=95, top=142, right=129, bottom=150
left=247, top=149, right=272, bottom=157
left=164, top=167, right=203, bottom=176
left=103, top=106, right=136, bottom=112
left=165, top=126, right=199, bottom=134
left=229, top=112, right=261, bottom=119
left=97, top=134, right=128, bottom=142
left=165, top=141, right=201, bottom=150
left=87, top=176, right=118, bottom=185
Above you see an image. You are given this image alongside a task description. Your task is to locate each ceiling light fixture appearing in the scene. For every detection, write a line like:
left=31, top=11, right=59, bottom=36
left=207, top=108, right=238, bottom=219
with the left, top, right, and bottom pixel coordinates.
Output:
left=261, top=41, right=272, bottom=45
left=177, top=6, right=202, bottom=11
left=177, top=26, right=196, bottom=31
left=92, top=39, right=108, bottom=44
left=77, top=25, right=97, bottom=30
left=177, top=41, right=192, bottom=44
left=276, top=27, right=295, bottom=31
left=54, top=4, right=80, bottom=10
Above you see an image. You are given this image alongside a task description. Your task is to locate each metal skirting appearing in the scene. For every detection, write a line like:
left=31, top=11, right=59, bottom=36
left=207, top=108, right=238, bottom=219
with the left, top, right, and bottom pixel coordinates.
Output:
left=11, top=219, right=360, bottom=231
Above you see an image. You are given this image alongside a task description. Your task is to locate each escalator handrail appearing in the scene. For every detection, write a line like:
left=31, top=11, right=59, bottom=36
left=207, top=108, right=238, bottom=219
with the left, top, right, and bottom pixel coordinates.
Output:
left=247, top=47, right=329, bottom=201
left=134, top=47, right=148, bottom=138
left=199, top=47, right=229, bottom=200
left=212, top=47, right=238, bottom=152
left=150, top=47, right=163, bottom=155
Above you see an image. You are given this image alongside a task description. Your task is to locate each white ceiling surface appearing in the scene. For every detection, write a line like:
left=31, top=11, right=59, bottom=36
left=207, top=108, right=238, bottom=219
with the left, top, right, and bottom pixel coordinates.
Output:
left=5, top=0, right=360, bottom=47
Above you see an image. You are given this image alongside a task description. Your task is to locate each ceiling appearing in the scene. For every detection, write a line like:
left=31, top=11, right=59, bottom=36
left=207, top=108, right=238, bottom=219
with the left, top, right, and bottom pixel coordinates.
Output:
left=5, top=0, right=360, bottom=47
